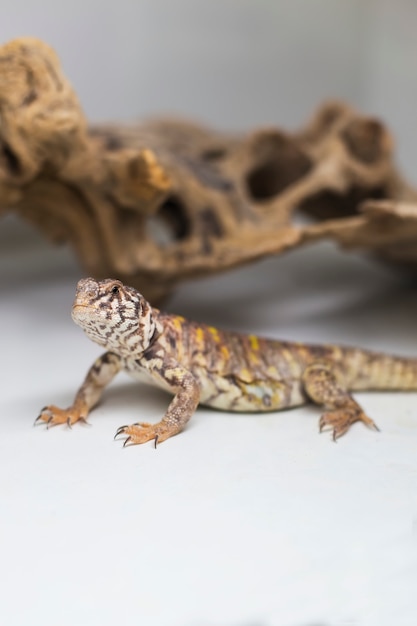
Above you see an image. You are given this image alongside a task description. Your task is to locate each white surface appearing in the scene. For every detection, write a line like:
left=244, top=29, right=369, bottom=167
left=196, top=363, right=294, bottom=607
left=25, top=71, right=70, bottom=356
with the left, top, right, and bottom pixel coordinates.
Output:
left=1, top=230, right=417, bottom=626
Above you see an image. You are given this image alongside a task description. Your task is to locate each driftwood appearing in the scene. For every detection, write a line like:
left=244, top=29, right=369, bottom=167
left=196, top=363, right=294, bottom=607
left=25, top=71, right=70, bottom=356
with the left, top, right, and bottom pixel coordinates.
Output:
left=2, top=37, right=417, bottom=302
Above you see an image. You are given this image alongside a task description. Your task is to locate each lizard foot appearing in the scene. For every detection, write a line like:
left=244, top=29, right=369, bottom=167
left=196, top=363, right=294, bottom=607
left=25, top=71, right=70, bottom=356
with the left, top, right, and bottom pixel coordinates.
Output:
left=114, top=422, right=171, bottom=448
left=35, top=404, right=89, bottom=428
left=319, top=408, right=379, bottom=441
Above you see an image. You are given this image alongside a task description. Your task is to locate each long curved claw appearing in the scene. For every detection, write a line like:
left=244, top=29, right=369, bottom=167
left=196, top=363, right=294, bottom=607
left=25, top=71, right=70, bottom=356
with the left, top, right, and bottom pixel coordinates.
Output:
left=114, top=425, right=128, bottom=439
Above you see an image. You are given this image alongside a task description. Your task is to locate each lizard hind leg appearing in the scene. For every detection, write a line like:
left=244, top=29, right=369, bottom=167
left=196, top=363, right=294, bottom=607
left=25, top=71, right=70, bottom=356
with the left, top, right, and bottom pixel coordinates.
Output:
left=301, top=362, right=379, bottom=440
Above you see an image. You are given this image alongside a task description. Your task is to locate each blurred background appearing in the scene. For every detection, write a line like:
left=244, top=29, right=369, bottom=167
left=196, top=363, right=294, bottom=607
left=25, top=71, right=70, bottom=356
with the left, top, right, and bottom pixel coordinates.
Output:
left=0, top=0, right=415, bottom=170
left=2, top=0, right=416, bottom=254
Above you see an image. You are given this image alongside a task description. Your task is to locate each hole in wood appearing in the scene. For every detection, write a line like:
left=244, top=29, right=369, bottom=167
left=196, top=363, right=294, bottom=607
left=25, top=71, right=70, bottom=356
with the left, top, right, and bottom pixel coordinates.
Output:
left=146, top=196, right=190, bottom=246
left=341, top=119, right=386, bottom=164
left=0, top=142, right=22, bottom=176
left=200, top=147, right=227, bottom=161
left=246, top=133, right=312, bottom=202
left=299, top=185, right=388, bottom=220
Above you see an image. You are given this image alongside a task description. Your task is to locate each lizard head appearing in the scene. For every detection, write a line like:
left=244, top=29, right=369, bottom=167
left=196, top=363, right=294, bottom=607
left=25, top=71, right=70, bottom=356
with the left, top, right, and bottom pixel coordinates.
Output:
left=71, top=278, right=156, bottom=353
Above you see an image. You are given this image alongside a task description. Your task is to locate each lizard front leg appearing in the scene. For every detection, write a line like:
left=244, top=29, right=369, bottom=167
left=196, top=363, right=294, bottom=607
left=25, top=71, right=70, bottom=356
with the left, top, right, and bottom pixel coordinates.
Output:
left=302, top=362, right=379, bottom=440
left=115, top=359, right=200, bottom=447
left=36, top=352, right=121, bottom=427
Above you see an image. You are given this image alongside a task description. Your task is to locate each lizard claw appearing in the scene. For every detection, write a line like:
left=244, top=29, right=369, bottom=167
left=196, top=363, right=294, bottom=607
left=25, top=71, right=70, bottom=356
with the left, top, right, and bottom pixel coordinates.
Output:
left=36, top=404, right=89, bottom=428
left=115, top=422, right=166, bottom=447
left=114, top=425, right=128, bottom=439
left=34, top=406, right=52, bottom=426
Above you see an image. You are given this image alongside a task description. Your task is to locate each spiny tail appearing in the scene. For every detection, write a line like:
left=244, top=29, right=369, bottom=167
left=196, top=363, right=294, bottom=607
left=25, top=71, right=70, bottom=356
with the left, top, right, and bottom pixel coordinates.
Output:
left=344, top=347, right=417, bottom=391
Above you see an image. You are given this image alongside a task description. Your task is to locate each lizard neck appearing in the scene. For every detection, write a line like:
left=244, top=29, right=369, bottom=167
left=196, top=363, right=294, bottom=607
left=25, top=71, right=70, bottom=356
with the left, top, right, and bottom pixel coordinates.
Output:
left=83, top=300, right=161, bottom=358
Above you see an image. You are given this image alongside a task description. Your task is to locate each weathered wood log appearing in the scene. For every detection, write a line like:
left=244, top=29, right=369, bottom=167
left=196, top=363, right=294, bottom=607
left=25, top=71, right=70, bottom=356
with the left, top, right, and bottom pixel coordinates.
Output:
left=2, top=37, right=417, bottom=302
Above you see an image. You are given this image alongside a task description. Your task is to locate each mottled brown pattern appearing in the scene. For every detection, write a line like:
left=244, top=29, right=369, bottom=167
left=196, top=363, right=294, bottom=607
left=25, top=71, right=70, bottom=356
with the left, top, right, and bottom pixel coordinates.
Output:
left=37, top=278, right=417, bottom=446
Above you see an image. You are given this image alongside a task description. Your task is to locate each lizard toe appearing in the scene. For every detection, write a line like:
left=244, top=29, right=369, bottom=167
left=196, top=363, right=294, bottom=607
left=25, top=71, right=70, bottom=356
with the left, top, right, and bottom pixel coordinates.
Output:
left=36, top=405, right=87, bottom=428
left=117, top=422, right=164, bottom=447
left=319, top=408, right=379, bottom=440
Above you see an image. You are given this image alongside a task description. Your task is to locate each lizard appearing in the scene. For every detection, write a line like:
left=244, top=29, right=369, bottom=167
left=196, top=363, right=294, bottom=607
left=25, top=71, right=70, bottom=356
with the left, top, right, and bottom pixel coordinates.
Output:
left=36, top=277, right=417, bottom=447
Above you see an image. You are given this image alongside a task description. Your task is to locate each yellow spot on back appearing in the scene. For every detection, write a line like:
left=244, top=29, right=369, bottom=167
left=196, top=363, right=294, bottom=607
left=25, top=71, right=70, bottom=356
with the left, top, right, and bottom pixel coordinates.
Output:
left=220, top=345, right=230, bottom=360
left=248, top=335, right=260, bottom=351
left=172, top=316, right=184, bottom=332
left=208, top=326, right=220, bottom=342
left=195, top=327, right=205, bottom=348
left=247, top=334, right=262, bottom=364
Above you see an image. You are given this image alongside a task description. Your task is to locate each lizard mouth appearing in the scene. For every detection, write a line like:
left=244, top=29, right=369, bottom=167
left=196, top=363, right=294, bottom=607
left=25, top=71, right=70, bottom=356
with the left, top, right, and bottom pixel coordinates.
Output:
left=71, top=303, right=92, bottom=323
left=72, top=303, right=89, bottom=312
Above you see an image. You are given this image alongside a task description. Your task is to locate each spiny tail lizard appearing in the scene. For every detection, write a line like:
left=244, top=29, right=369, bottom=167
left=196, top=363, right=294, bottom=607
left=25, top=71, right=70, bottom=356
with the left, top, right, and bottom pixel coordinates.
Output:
left=36, top=278, right=417, bottom=446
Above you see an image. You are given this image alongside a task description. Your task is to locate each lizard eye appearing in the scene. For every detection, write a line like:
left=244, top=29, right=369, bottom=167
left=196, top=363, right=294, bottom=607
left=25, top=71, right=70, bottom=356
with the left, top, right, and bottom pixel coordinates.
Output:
left=111, top=285, right=119, bottom=295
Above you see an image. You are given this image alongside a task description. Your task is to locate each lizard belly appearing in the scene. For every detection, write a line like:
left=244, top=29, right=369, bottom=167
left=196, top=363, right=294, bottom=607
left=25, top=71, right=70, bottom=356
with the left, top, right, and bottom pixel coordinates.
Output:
left=193, top=367, right=306, bottom=413
left=121, top=357, right=307, bottom=412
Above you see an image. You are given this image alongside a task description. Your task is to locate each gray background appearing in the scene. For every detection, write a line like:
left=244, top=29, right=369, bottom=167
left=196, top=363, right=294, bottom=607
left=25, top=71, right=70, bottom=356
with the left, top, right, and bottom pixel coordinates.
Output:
left=0, top=0, right=416, bottom=175
left=2, top=3, right=417, bottom=626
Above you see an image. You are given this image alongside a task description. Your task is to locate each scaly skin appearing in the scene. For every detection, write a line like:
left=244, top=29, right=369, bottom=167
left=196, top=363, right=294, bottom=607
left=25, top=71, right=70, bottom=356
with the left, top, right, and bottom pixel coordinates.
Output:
left=37, top=278, right=417, bottom=446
